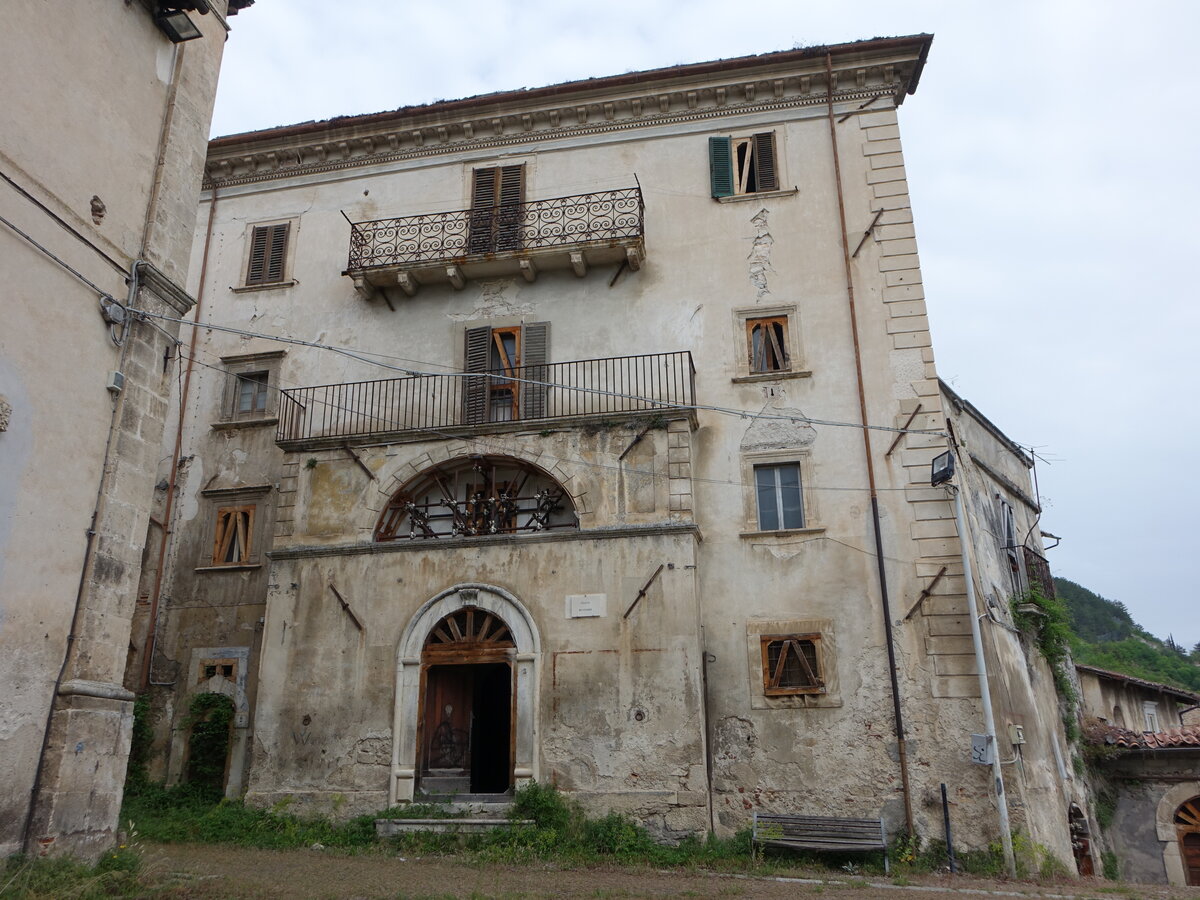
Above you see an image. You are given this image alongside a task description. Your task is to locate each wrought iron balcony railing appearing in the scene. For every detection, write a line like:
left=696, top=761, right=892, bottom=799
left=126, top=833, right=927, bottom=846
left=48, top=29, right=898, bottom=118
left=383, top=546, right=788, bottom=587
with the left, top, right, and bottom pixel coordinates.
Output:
left=346, top=186, right=644, bottom=271
left=1023, top=546, right=1056, bottom=599
left=276, top=350, right=694, bottom=447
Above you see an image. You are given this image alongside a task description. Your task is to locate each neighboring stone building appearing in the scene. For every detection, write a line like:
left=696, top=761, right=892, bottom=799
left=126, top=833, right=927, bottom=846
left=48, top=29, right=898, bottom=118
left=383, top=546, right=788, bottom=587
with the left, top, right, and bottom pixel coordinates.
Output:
left=135, top=35, right=1084, bottom=865
left=1078, top=667, right=1200, bottom=885
left=0, top=0, right=249, bottom=859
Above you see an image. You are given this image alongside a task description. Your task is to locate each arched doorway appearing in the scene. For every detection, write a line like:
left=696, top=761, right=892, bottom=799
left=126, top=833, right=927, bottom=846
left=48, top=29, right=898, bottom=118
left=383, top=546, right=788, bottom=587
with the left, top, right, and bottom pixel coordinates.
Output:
left=1177, top=797, right=1200, bottom=886
left=391, top=583, right=540, bottom=806
left=419, top=607, right=514, bottom=796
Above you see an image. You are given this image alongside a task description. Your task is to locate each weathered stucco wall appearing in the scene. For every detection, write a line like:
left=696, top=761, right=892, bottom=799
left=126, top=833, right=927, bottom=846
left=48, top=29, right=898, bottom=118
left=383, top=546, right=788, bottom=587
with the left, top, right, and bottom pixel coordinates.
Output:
left=0, top=1, right=230, bottom=859
left=1101, top=755, right=1200, bottom=885
left=145, top=37, right=1075, bottom=862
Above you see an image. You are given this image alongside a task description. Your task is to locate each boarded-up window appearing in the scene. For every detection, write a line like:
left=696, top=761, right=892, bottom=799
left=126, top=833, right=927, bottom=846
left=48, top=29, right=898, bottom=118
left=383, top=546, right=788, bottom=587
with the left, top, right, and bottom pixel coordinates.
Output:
left=462, top=322, right=549, bottom=424
left=468, top=165, right=525, bottom=253
left=212, top=506, right=254, bottom=565
left=245, top=223, right=290, bottom=285
left=709, top=133, right=778, bottom=198
left=747, top=316, right=790, bottom=373
left=761, top=635, right=824, bottom=695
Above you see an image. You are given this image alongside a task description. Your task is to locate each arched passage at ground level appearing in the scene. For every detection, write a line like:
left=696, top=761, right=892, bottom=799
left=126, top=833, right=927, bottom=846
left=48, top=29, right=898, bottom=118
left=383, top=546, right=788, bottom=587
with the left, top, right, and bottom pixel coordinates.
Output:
left=1155, top=782, right=1200, bottom=885
left=390, top=584, right=540, bottom=805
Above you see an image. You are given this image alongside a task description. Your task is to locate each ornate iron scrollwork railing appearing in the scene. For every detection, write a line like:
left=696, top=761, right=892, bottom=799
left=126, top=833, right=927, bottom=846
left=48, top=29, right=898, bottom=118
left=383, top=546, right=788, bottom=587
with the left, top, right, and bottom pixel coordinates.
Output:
left=346, top=186, right=644, bottom=270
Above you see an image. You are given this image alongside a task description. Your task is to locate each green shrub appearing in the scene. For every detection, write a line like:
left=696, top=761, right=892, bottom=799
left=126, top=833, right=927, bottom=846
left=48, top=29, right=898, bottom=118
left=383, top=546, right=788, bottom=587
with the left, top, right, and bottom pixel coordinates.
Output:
left=1101, top=849, right=1120, bottom=880
left=582, top=812, right=653, bottom=856
left=509, top=779, right=573, bottom=831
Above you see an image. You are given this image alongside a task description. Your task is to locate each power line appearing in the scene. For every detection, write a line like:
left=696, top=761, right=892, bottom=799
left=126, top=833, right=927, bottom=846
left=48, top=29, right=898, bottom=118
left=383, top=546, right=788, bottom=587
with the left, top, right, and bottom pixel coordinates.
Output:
left=138, top=306, right=948, bottom=439
left=178, top=346, right=919, bottom=496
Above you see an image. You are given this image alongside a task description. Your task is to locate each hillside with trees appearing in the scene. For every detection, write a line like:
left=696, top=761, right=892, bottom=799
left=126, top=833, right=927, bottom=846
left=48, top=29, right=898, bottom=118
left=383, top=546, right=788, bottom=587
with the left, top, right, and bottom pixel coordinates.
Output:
left=1055, top=576, right=1200, bottom=694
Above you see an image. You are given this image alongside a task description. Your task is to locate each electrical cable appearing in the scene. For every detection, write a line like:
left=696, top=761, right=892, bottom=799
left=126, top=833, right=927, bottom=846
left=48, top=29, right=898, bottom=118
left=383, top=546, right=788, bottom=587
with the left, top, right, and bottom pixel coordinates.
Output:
left=0, top=210, right=115, bottom=300
left=137, top=306, right=948, bottom=439
left=0, top=167, right=128, bottom=275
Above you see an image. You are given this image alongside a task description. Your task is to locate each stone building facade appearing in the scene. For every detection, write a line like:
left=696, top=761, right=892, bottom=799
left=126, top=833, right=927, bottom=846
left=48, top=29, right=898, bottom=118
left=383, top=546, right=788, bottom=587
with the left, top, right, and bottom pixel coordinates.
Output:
left=0, top=0, right=247, bottom=859
left=137, top=35, right=1083, bottom=864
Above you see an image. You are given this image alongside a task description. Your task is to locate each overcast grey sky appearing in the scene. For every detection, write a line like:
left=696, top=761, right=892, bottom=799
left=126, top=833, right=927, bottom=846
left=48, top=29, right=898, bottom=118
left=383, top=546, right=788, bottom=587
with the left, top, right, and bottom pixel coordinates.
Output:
left=210, top=1, right=1199, bottom=646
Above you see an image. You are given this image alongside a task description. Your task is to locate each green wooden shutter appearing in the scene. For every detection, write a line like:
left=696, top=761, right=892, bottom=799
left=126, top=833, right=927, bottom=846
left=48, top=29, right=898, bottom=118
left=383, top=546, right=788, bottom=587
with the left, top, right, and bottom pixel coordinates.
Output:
left=520, top=322, right=549, bottom=419
left=753, top=132, right=778, bottom=192
left=462, top=326, right=491, bottom=424
left=709, top=136, right=733, bottom=198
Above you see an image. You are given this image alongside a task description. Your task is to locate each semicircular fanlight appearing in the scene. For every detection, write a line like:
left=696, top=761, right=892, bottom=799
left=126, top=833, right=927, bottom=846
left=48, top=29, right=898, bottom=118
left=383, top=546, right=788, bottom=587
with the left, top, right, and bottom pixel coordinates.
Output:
left=375, top=455, right=576, bottom=541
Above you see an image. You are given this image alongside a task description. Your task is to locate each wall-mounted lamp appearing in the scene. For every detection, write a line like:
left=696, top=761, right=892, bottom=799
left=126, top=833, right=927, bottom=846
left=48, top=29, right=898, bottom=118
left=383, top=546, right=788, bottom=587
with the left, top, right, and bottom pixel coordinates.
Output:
left=930, top=450, right=954, bottom=487
left=155, top=9, right=203, bottom=42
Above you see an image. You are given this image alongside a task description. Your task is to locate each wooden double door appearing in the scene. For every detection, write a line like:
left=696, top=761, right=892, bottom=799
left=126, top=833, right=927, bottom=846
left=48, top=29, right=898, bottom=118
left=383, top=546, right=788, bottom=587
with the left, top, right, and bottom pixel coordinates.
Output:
left=1179, top=797, right=1200, bottom=886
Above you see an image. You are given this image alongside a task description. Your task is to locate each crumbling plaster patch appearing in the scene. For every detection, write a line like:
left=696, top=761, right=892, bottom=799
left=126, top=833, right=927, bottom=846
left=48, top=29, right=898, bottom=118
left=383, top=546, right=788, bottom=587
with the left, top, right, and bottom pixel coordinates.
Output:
left=747, top=209, right=773, bottom=300
left=447, top=279, right=532, bottom=321
left=739, top=403, right=816, bottom=452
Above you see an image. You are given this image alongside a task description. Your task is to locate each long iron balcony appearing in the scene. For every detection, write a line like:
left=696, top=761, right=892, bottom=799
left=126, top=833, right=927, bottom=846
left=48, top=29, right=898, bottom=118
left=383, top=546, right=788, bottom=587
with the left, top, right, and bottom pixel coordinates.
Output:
left=344, top=186, right=644, bottom=300
left=276, top=350, right=694, bottom=449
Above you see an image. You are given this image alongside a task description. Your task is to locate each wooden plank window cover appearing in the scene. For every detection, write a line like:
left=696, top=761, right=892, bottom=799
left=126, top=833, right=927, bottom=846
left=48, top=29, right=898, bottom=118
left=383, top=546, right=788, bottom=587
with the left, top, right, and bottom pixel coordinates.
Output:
left=761, top=634, right=824, bottom=695
left=212, top=505, right=254, bottom=565
left=468, top=165, right=525, bottom=253
left=747, top=316, right=790, bottom=373
left=246, top=223, right=290, bottom=285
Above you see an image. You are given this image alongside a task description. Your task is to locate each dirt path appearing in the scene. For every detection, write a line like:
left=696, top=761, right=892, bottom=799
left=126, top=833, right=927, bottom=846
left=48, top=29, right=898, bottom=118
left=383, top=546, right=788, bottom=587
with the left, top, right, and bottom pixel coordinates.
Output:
left=143, top=843, right=1200, bottom=900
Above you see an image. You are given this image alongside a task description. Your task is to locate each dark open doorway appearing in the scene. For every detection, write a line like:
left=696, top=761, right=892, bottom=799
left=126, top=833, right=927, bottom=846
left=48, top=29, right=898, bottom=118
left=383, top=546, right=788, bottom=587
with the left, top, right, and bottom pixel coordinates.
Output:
left=421, top=663, right=512, bottom=795
left=418, top=606, right=517, bottom=798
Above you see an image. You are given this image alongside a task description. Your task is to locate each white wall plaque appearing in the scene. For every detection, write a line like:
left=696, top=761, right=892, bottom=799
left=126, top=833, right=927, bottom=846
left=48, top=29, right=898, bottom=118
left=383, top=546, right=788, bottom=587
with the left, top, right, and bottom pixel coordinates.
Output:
left=565, top=593, right=606, bottom=618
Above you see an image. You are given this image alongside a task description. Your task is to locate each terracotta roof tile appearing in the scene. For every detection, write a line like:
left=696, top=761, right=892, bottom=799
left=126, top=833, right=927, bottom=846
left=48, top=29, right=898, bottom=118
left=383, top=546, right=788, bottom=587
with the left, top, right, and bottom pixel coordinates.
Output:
left=1091, top=722, right=1200, bottom=750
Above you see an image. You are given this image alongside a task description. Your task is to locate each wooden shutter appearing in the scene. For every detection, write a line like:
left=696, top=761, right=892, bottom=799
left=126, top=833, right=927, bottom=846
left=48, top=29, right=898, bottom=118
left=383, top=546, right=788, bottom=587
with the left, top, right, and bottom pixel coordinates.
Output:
left=709, top=137, right=733, bottom=198
left=246, top=223, right=289, bottom=285
left=495, top=165, right=525, bottom=251
left=462, top=326, right=491, bottom=423
left=520, top=322, right=549, bottom=419
left=753, top=132, right=778, bottom=191
left=468, top=168, right=498, bottom=253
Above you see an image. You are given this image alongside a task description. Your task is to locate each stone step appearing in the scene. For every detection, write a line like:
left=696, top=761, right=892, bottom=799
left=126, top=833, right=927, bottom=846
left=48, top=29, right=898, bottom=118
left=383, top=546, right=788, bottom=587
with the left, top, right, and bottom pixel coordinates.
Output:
left=376, top=816, right=532, bottom=837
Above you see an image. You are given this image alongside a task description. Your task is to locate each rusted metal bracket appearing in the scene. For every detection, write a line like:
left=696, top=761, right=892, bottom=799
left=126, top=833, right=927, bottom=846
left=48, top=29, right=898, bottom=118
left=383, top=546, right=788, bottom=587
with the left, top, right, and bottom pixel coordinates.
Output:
left=329, top=582, right=364, bottom=632
left=885, top=403, right=924, bottom=458
left=904, top=566, right=948, bottom=621
left=838, top=94, right=880, bottom=124
left=851, top=208, right=885, bottom=259
left=608, top=258, right=629, bottom=288
left=617, top=423, right=655, bottom=461
left=342, top=443, right=375, bottom=480
left=623, top=563, right=665, bottom=620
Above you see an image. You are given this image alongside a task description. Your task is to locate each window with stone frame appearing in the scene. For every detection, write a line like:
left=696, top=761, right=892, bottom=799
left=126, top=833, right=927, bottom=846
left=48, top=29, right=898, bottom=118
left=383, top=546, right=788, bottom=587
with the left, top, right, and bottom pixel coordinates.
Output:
left=760, top=634, right=825, bottom=695
left=462, top=322, right=548, bottom=424
left=709, top=132, right=779, bottom=198
left=198, top=483, right=271, bottom=570
left=218, top=350, right=285, bottom=424
left=754, top=462, right=804, bottom=531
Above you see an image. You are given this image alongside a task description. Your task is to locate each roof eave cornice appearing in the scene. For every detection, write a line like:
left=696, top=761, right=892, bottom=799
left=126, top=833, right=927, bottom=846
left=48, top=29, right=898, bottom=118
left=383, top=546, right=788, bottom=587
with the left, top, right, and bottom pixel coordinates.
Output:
left=204, top=34, right=932, bottom=189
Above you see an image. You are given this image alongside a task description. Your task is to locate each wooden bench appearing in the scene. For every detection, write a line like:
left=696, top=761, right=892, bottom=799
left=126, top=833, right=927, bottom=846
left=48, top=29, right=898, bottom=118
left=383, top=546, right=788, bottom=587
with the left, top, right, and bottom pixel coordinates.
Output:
left=751, top=813, right=889, bottom=874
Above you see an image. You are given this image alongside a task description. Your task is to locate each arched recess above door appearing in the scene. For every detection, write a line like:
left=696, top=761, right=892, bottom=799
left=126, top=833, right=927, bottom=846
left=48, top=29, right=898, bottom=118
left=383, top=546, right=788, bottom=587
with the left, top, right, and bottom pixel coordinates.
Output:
left=375, top=455, right=577, bottom=541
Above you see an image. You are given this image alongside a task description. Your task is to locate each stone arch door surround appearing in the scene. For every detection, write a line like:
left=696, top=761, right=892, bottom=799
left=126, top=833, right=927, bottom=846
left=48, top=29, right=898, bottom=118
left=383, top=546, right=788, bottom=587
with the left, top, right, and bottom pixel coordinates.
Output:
left=1156, top=783, right=1200, bottom=885
left=390, top=583, right=540, bottom=804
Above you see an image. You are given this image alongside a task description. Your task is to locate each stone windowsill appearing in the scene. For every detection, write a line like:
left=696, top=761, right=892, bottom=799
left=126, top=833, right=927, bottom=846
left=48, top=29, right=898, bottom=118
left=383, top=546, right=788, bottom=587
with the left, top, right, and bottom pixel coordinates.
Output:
left=717, top=187, right=798, bottom=204
left=739, top=527, right=826, bottom=540
left=231, top=280, right=297, bottom=294
left=212, top=417, right=279, bottom=431
left=731, top=370, right=812, bottom=385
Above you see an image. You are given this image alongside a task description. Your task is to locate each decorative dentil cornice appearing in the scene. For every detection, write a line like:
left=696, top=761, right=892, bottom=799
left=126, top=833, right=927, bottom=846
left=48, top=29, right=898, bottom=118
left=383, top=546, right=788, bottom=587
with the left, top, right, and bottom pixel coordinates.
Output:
left=204, top=39, right=928, bottom=190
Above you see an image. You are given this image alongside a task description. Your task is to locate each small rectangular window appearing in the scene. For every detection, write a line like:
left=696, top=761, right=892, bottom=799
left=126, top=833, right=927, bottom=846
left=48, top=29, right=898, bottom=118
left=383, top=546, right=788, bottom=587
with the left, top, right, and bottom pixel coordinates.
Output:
left=760, top=634, right=824, bottom=695
left=755, top=463, right=804, bottom=531
left=710, top=133, right=778, bottom=198
left=235, top=371, right=270, bottom=417
left=747, top=316, right=790, bottom=373
left=212, top=505, right=255, bottom=566
left=462, top=322, right=549, bottom=424
left=246, top=222, right=290, bottom=286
